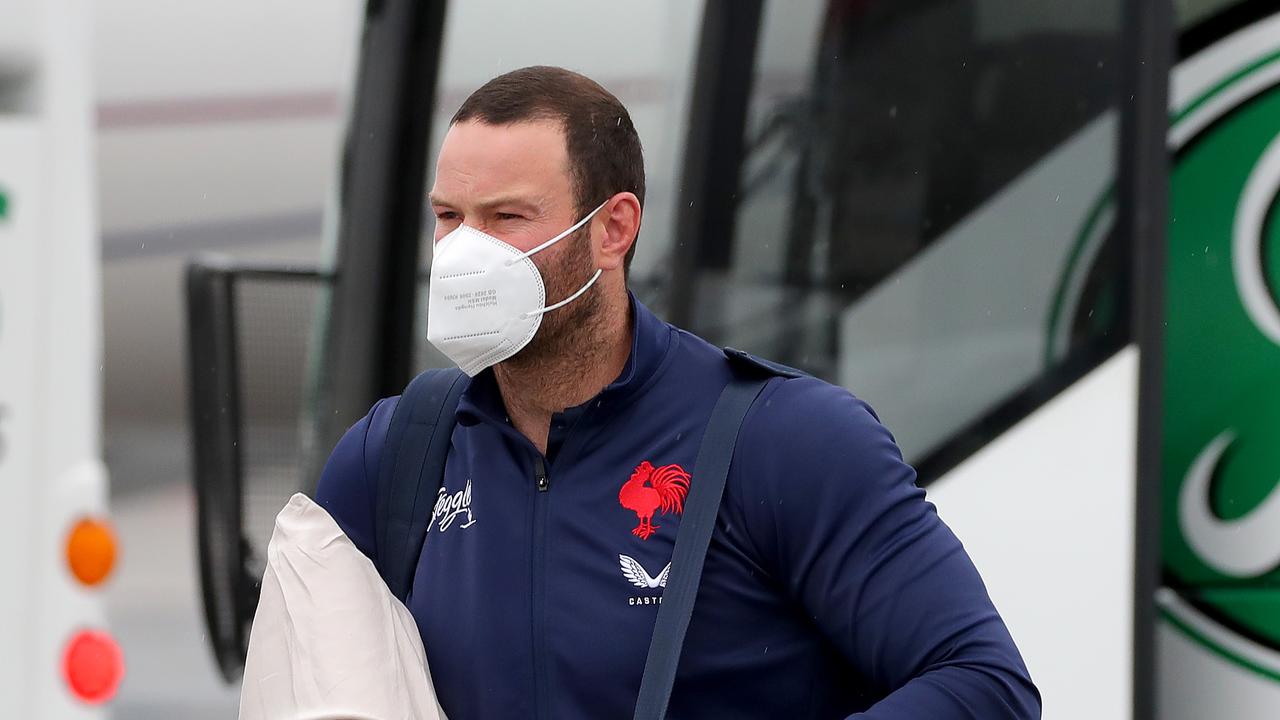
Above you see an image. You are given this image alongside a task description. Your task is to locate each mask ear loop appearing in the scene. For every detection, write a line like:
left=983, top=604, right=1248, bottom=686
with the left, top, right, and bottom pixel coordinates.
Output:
left=503, top=200, right=609, bottom=267
left=520, top=268, right=604, bottom=319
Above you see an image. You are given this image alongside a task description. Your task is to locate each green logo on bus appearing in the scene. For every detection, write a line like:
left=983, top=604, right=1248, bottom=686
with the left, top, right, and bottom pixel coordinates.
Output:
left=1161, top=48, right=1280, bottom=670
left=0, top=187, right=8, bottom=221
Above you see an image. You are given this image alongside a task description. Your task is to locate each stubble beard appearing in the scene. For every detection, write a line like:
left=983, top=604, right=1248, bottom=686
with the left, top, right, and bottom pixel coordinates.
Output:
left=504, top=225, right=606, bottom=372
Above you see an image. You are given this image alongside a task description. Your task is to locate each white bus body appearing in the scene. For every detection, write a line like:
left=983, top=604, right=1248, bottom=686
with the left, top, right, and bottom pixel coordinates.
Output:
left=0, top=0, right=118, bottom=716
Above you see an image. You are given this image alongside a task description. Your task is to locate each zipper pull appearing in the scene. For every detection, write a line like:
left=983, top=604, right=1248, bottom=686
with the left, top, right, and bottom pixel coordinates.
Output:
left=534, top=455, right=549, bottom=492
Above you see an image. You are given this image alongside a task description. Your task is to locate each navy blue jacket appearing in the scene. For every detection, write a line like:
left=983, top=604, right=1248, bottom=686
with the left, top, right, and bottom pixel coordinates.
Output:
left=316, top=296, right=1040, bottom=719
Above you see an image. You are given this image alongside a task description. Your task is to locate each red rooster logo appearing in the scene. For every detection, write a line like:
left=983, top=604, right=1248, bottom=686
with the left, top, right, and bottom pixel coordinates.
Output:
left=618, top=461, right=690, bottom=540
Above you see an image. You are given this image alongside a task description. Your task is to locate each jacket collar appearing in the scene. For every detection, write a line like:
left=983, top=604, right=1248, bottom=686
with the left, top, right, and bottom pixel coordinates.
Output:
left=455, top=292, right=672, bottom=429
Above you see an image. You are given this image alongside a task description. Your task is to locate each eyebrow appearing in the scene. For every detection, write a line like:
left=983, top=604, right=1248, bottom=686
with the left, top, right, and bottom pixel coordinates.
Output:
left=428, top=193, right=544, bottom=214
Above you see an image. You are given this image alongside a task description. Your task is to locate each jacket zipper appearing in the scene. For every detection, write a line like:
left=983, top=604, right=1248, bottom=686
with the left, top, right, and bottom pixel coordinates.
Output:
left=535, top=454, right=549, bottom=492
left=531, top=452, right=551, bottom=718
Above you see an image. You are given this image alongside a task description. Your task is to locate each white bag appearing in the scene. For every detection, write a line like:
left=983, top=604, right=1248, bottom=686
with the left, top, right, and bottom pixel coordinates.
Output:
left=239, top=493, right=448, bottom=720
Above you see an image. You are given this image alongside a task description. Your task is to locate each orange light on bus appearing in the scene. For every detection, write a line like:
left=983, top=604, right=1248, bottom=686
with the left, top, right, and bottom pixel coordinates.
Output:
left=65, top=517, right=117, bottom=587
left=62, top=629, right=124, bottom=704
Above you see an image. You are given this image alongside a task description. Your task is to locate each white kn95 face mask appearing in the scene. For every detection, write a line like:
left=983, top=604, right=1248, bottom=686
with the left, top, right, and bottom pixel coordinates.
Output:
left=426, top=200, right=607, bottom=376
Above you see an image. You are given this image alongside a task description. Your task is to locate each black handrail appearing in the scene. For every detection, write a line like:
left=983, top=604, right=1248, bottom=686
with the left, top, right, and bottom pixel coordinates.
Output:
left=186, top=256, right=334, bottom=682
left=185, top=256, right=249, bottom=682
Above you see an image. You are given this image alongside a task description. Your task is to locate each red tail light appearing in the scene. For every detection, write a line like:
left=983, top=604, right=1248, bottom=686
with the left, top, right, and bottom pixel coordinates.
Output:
left=62, top=629, right=124, bottom=704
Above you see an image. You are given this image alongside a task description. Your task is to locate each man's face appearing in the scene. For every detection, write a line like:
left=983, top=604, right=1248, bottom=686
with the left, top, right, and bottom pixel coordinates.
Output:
left=429, top=119, right=601, bottom=363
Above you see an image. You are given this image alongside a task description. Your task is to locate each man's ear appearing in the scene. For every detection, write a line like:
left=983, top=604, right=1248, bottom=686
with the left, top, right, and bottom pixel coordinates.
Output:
left=594, top=192, right=641, bottom=271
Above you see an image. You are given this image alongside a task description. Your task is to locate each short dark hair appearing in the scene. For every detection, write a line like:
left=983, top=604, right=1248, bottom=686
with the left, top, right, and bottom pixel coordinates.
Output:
left=451, top=66, right=646, bottom=272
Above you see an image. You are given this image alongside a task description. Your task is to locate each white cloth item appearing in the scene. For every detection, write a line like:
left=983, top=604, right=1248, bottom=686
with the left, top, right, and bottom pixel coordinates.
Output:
left=239, top=493, right=447, bottom=720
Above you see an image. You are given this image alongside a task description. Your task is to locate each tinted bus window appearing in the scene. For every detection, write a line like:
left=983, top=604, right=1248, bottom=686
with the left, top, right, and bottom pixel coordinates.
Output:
left=678, top=0, right=1126, bottom=468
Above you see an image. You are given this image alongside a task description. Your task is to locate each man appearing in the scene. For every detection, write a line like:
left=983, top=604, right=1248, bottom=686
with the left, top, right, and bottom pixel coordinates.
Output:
left=317, top=66, right=1040, bottom=718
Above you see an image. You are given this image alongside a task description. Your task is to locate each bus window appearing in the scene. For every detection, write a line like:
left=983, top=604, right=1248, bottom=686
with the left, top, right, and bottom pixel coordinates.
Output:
left=680, top=0, right=1126, bottom=470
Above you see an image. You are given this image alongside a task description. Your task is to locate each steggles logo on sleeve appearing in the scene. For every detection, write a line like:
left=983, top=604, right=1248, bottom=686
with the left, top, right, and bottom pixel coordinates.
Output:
left=617, top=461, right=690, bottom=540
left=432, top=478, right=476, bottom=532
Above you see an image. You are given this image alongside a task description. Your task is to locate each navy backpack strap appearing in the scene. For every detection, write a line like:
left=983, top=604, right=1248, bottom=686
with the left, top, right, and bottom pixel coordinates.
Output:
left=633, top=364, right=774, bottom=720
left=374, top=367, right=467, bottom=601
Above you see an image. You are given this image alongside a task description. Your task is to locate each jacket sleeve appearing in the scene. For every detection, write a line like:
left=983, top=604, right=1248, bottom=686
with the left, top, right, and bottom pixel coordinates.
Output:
left=734, top=377, right=1041, bottom=719
left=314, top=397, right=397, bottom=562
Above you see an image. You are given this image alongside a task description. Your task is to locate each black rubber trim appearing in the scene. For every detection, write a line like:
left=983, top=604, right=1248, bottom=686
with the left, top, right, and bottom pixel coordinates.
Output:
left=1122, top=0, right=1174, bottom=717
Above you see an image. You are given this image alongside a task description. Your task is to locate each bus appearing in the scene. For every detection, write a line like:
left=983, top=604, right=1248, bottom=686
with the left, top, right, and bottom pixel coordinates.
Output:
left=186, top=1, right=1280, bottom=718
left=0, top=0, right=124, bottom=716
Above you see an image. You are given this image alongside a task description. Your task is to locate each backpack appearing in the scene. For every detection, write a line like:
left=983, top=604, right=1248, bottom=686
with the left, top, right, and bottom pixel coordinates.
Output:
left=373, top=350, right=795, bottom=720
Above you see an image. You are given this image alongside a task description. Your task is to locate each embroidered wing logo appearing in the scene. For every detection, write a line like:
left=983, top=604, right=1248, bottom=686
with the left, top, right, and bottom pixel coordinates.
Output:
left=618, top=461, right=691, bottom=540
left=619, top=554, right=670, bottom=589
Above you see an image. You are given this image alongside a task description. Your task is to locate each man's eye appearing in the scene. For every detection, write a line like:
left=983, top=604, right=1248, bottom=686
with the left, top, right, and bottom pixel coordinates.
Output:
left=436, top=211, right=458, bottom=221
left=496, top=212, right=523, bottom=221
